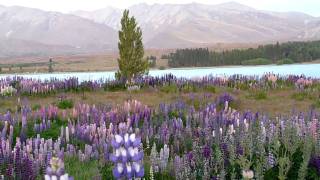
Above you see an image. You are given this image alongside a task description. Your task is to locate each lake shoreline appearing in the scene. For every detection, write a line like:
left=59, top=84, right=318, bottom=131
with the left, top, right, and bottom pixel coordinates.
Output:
left=1, top=60, right=320, bottom=76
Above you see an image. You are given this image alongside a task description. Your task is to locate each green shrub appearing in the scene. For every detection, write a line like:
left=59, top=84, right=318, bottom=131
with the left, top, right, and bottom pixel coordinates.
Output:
left=57, top=99, right=73, bottom=109
left=159, top=66, right=166, bottom=70
left=39, top=118, right=68, bottom=140
left=32, top=104, right=41, bottom=111
left=241, top=58, right=272, bottom=65
left=277, top=58, right=294, bottom=65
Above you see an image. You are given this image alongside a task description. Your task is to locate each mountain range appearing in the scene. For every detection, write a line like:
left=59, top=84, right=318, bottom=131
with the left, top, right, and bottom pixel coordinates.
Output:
left=0, top=2, right=319, bottom=58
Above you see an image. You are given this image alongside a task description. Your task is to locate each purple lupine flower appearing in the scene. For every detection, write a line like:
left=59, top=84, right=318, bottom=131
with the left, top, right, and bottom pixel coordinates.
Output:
left=111, top=123, right=144, bottom=179
left=310, top=156, right=320, bottom=175
left=217, top=93, right=234, bottom=106
left=44, top=157, right=72, bottom=180
left=203, top=145, right=211, bottom=159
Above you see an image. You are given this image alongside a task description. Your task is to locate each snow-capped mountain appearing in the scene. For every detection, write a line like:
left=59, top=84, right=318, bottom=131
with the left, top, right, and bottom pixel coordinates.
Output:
left=0, top=5, right=117, bottom=58
left=72, top=2, right=317, bottom=48
left=0, top=2, right=319, bottom=58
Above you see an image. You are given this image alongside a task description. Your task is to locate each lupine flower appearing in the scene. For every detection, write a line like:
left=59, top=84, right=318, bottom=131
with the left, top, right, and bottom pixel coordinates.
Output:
left=242, top=170, right=254, bottom=179
left=110, top=123, right=144, bottom=179
left=44, top=157, right=73, bottom=180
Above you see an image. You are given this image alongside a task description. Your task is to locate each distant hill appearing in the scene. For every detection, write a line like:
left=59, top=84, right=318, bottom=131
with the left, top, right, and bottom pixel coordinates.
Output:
left=0, top=5, right=117, bottom=58
left=0, top=2, right=320, bottom=58
left=73, top=2, right=318, bottom=48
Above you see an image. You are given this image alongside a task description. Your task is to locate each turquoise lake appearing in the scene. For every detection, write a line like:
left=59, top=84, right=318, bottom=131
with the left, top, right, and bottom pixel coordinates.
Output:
left=1, top=64, right=319, bottom=82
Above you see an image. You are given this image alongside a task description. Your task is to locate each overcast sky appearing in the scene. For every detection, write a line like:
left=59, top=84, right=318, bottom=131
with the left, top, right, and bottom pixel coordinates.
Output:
left=0, top=0, right=319, bottom=16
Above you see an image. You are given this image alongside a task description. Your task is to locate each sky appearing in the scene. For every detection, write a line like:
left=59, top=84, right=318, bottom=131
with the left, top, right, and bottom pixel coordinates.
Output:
left=0, top=0, right=319, bottom=16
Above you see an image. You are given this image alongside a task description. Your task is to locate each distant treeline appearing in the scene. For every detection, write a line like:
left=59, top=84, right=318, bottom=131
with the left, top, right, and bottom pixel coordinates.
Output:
left=165, top=41, right=320, bottom=67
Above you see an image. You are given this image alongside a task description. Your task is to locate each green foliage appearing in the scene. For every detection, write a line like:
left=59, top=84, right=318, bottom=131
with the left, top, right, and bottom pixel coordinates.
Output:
left=147, top=56, right=157, bottom=68
left=248, top=91, right=267, bottom=100
left=181, top=84, right=198, bottom=93
left=64, top=157, right=101, bottom=180
left=168, top=48, right=210, bottom=67
left=116, top=10, right=148, bottom=81
left=160, top=84, right=178, bottom=93
left=291, top=92, right=312, bottom=101
left=104, top=81, right=126, bottom=92
left=312, top=99, right=320, bottom=108
left=48, top=59, right=54, bottom=73
left=159, top=66, right=166, bottom=70
left=57, top=99, right=73, bottom=109
left=185, top=137, right=193, bottom=152
left=39, top=118, right=67, bottom=140
left=277, top=58, right=294, bottom=65
left=100, top=163, right=115, bottom=180
left=204, top=85, right=216, bottom=93
left=167, top=41, right=320, bottom=67
left=241, top=58, right=272, bottom=65
left=32, top=104, right=41, bottom=111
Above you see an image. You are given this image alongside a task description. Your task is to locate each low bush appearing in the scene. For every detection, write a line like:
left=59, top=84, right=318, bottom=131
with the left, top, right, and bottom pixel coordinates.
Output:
left=241, top=58, right=272, bottom=65
left=57, top=99, right=74, bottom=109
left=277, top=58, right=294, bottom=65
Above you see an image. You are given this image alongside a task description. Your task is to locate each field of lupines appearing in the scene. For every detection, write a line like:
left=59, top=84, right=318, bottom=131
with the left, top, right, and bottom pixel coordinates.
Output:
left=0, top=74, right=320, bottom=179
left=0, top=73, right=319, bottom=97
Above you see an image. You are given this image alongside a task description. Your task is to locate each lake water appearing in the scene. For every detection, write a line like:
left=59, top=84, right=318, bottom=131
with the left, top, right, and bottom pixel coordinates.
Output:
left=0, top=64, right=319, bottom=82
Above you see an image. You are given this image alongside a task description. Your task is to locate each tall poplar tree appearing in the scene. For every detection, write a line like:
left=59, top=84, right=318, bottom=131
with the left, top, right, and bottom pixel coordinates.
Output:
left=116, top=10, right=148, bottom=82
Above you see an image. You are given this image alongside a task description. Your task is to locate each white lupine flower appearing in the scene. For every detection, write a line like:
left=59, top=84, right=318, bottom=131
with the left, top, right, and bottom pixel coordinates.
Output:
left=60, top=174, right=69, bottom=180
left=124, top=133, right=129, bottom=143
left=115, top=148, right=121, bottom=157
left=242, top=170, right=254, bottom=179
left=0, top=86, right=17, bottom=96
left=115, top=135, right=123, bottom=144
left=126, top=163, right=132, bottom=174
left=133, top=162, right=141, bottom=172
left=129, top=133, right=136, bottom=142
left=120, top=147, right=127, bottom=157
left=117, top=163, right=124, bottom=174
left=44, top=175, right=50, bottom=180
left=65, top=127, right=69, bottom=143
left=128, top=147, right=138, bottom=157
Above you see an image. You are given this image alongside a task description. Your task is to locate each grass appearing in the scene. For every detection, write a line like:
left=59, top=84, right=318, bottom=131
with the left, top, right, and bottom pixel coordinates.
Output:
left=160, top=84, right=178, bottom=93
left=248, top=90, right=268, bottom=100
left=312, top=99, right=320, bottom=108
left=291, top=92, right=313, bottom=101
left=0, top=87, right=319, bottom=116
left=64, top=156, right=101, bottom=179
